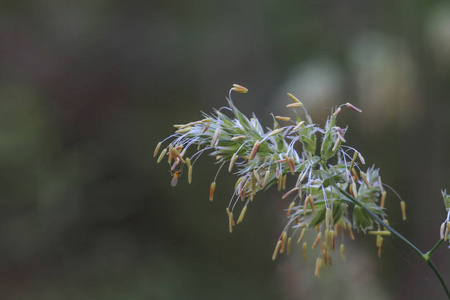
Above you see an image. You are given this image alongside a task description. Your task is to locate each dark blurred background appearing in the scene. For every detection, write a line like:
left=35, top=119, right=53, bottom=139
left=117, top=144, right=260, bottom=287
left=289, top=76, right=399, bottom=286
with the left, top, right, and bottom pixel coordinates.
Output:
left=1, top=1, right=450, bottom=299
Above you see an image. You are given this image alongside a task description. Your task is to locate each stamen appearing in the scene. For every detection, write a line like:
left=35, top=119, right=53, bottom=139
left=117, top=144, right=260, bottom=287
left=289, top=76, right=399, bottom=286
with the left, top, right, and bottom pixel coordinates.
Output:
left=280, top=231, right=287, bottom=253
left=360, top=171, right=371, bottom=188
left=282, top=187, right=299, bottom=200
left=400, top=201, right=407, bottom=221
left=157, top=148, right=167, bottom=164
left=286, top=201, right=296, bottom=217
left=340, top=244, right=346, bottom=261
left=249, top=140, right=261, bottom=160
left=262, top=170, right=270, bottom=188
left=237, top=205, right=248, bottom=224
left=345, top=102, right=362, bottom=113
left=302, top=242, right=307, bottom=261
left=358, top=152, right=365, bottom=164
left=229, top=212, right=235, bottom=233
left=380, top=191, right=387, bottom=207
left=201, top=122, right=210, bottom=134
left=332, top=138, right=340, bottom=152
left=286, top=238, right=292, bottom=255
left=292, top=121, right=305, bottom=131
left=232, top=84, right=248, bottom=93
left=272, top=240, right=282, bottom=261
left=287, top=93, right=303, bottom=105
left=275, top=116, right=290, bottom=122
left=333, top=107, right=341, bottom=116
left=368, top=230, right=391, bottom=236
left=297, top=228, right=306, bottom=244
left=315, top=258, right=322, bottom=278
left=188, top=165, right=193, bottom=184
left=268, top=128, right=285, bottom=137
left=312, top=232, right=322, bottom=249
left=286, top=103, right=303, bottom=108
left=231, top=135, right=246, bottom=141
left=211, top=128, right=222, bottom=148
left=229, top=154, right=237, bottom=172
left=154, top=142, right=162, bottom=158
left=209, top=182, right=216, bottom=201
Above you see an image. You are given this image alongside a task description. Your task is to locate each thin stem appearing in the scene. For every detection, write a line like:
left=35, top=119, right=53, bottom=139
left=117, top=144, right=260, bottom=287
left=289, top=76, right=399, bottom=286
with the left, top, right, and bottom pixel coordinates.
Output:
left=427, top=258, right=450, bottom=298
left=425, top=239, right=444, bottom=261
left=333, top=184, right=449, bottom=299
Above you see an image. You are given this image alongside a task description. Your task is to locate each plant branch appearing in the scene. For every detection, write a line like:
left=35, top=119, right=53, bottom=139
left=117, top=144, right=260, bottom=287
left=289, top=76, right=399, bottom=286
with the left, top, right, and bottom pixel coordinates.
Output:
left=333, top=184, right=449, bottom=299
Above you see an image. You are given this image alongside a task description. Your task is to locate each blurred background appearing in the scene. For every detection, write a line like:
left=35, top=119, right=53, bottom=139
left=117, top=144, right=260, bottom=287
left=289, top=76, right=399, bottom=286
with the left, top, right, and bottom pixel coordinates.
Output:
left=1, top=0, right=450, bottom=299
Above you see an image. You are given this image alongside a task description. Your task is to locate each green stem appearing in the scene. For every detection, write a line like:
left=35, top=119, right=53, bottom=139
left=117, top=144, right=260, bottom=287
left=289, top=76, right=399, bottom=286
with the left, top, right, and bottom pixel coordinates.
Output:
left=333, top=184, right=450, bottom=299
left=425, top=239, right=444, bottom=261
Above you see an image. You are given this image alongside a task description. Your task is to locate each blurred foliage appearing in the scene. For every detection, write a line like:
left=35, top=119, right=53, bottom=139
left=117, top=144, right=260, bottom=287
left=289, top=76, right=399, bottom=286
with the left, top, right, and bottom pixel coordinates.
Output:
left=1, top=0, right=450, bottom=299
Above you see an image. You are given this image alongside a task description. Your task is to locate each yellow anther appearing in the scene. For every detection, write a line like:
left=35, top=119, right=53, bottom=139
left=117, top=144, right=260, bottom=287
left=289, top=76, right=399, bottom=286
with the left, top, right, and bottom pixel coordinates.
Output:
left=315, top=257, right=323, bottom=278
left=237, top=205, right=248, bottom=224
left=287, top=93, right=303, bottom=105
left=157, top=148, right=167, bottom=164
left=154, top=142, right=162, bottom=158
left=302, top=242, right=307, bottom=261
left=340, top=244, right=346, bottom=261
left=275, top=116, right=291, bottom=122
left=272, top=240, right=282, bottom=261
left=297, top=228, right=306, bottom=244
left=400, top=201, right=407, bottom=221
left=249, top=140, right=261, bottom=160
left=209, top=182, right=216, bottom=201
left=280, top=231, right=287, bottom=253
left=380, top=191, right=387, bottom=208
left=286, top=103, right=303, bottom=108
left=232, top=84, right=248, bottom=93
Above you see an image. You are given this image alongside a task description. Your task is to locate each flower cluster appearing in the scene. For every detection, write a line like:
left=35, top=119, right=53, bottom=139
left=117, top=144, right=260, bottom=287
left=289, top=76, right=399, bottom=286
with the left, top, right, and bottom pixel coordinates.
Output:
left=154, top=84, right=406, bottom=276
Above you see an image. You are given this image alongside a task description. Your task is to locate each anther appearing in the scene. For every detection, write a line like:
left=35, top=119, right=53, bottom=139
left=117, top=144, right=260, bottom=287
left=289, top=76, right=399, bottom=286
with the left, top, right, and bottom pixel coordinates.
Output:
left=380, top=191, right=387, bottom=207
left=154, top=142, right=162, bottom=158
left=275, top=116, right=291, bottom=122
left=286, top=103, right=303, bottom=108
left=340, top=244, right=346, bottom=261
left=315, top=257, right=323, bottom=278
left=272, top=240, right=282, bottom=261
left=209, top=182, right=216, bottom=201
left=345, top=102, right=362, bottom=113
left=287, top=93, right=303, bottom=105
left=232, top=84, right=248, bottom=93
left=312, top=232, right=322, bottom=249
left=400, top=201, right=407, bottom=221
left=283, top=187, right=299, bottom=200
left=237, top=205, right=248, bottom=224
left=286, top=238, right=292, bottom=255
left=268, top=128, right=285, bottom=137
left=157, top=148, right=167, bottom=164
left=249, top=140, right=261, bottom=160
left=302, top=242, right=307, bottom=261
left=297, top=228, right=306, bottom=244
left=286, top=201, right=296, bottom=217
left=280, top=231, right=287, bottom=253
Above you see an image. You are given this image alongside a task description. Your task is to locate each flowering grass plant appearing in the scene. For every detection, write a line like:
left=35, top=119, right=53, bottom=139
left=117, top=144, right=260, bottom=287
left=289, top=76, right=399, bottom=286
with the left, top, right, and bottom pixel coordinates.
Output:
left=155, top=85, right=449, bottom=297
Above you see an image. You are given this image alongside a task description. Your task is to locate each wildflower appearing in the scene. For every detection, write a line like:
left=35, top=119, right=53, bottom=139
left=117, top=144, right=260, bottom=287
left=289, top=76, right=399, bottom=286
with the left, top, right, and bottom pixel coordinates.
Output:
left=156, top=85, right=395, bottom=276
